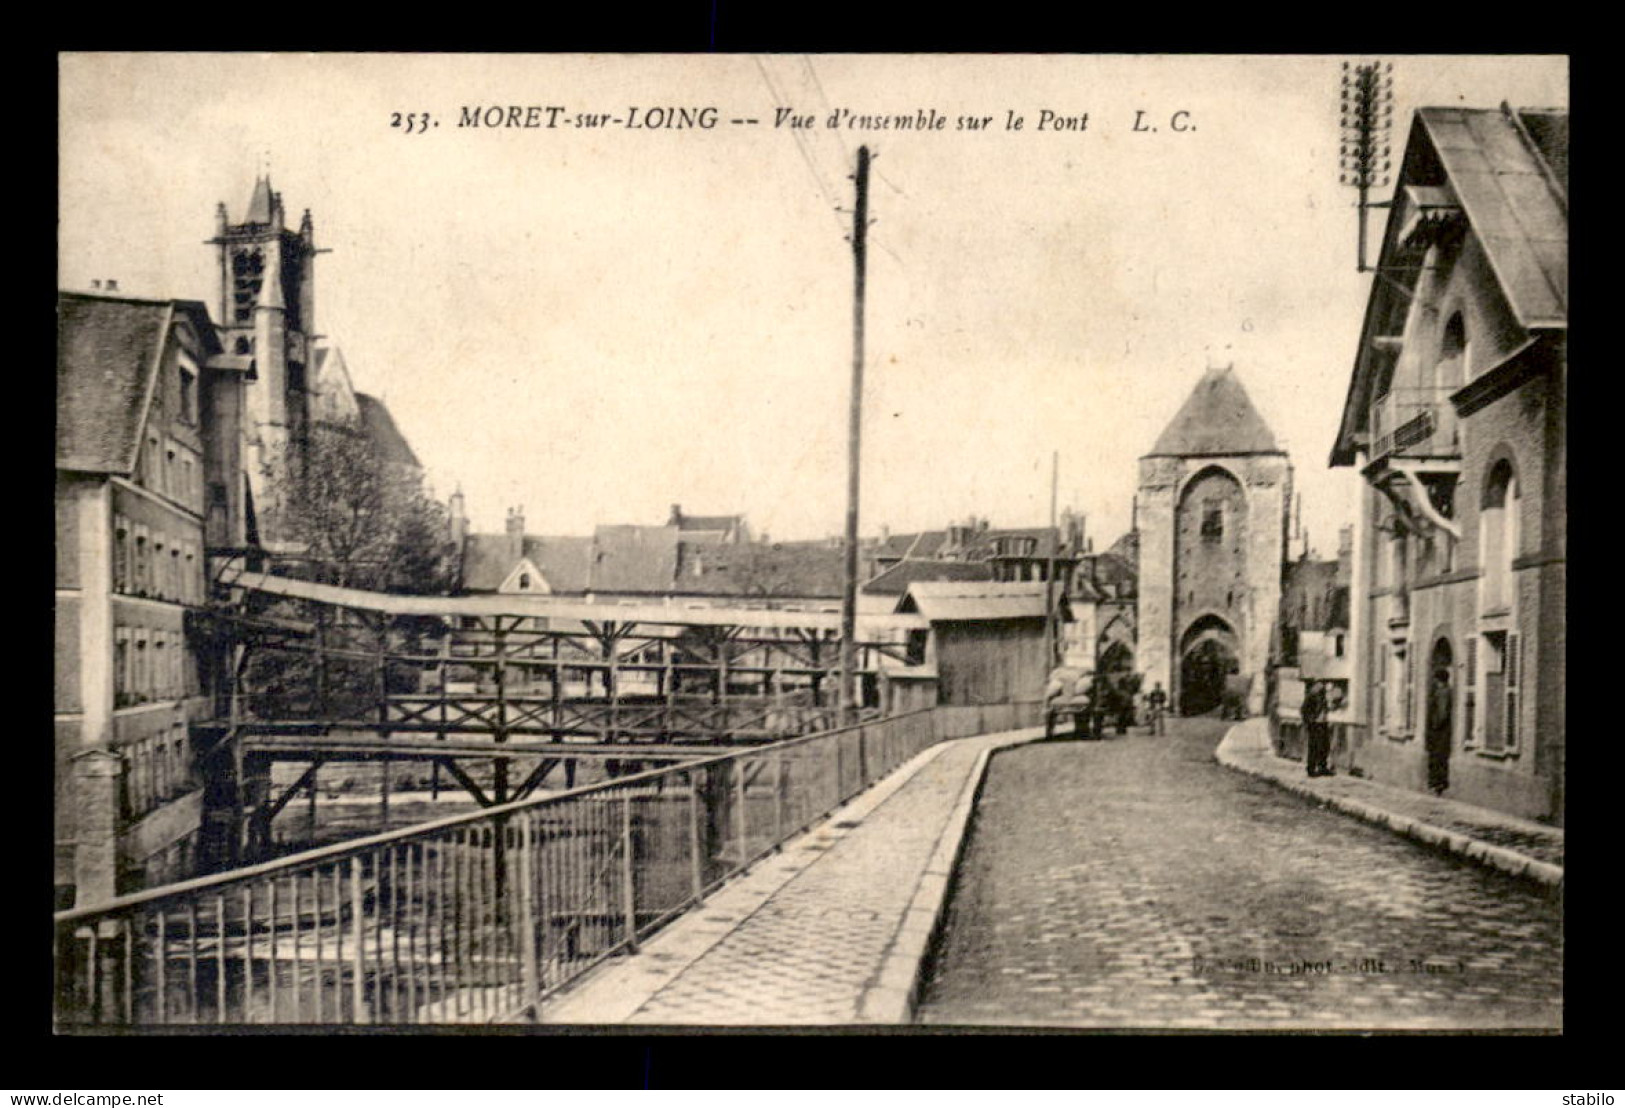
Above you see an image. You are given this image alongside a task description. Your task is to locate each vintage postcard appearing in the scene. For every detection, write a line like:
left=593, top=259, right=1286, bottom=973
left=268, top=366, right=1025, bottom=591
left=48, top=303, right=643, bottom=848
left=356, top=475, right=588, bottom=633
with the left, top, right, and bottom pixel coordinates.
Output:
left=55, top=53, right=1566, bottom=1032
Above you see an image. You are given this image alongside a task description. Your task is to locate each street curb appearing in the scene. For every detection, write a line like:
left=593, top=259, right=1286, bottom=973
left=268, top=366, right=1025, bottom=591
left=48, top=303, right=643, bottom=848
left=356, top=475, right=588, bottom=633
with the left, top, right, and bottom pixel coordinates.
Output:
left=856, top=727, right=1048, bottom=1024
left=1215, top=722, right=1563, bottom=890
left=538, top=739, right=960, bottom=1024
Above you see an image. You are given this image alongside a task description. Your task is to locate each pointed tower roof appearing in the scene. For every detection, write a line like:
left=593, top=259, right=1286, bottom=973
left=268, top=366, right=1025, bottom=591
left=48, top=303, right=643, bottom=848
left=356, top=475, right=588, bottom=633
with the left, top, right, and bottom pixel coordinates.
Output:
left=246, top=175, right=275, bottom=224
left=1147, top=365, right=1281, bottom=457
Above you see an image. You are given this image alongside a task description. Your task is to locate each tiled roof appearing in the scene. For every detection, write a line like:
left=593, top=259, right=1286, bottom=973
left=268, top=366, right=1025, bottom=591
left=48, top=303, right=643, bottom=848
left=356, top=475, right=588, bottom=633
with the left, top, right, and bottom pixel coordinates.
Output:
left=460, top=533, right=600, bottom=593
left=57, top=292, right=172, bottom=473
left=1417, top=107, right=1567, bottom=329
left=679, top=541, right=847, bottom=599
left=354, top=394, right=420, bottom=469
left=862, top=558, right=994, bottom=596
left=875, top=531, right=947, bottom=560
left=590, top=524, right=681, bottom=594
left=1148, top=365, right=1280, bottom=457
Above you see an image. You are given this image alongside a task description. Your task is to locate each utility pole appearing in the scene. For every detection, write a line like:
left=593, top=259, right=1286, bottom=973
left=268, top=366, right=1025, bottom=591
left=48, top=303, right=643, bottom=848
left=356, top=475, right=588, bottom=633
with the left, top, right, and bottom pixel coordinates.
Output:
left=838, top=145, right=871, bottom=726
left=1339, top=60, right=1394, bottom=273
left=1043, top=451, right=1059, bottom=670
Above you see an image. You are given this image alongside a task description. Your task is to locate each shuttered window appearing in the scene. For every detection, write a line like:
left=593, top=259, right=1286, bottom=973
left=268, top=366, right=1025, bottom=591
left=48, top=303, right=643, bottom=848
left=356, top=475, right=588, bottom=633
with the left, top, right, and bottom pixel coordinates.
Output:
left=1506, top=632, right=1521, bottom=751
left=1464, top=637, right=1477, bottom=747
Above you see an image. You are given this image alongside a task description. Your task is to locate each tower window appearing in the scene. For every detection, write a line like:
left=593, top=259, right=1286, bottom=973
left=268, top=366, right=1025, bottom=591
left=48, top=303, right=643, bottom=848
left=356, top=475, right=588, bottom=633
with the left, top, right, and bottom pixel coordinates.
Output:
left=1201, top=500, right=1224, bottom=542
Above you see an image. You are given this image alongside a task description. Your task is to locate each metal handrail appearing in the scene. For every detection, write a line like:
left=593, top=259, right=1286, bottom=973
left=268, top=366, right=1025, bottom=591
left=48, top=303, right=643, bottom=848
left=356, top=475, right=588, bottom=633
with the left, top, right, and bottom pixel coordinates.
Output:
left=54, top=702, right=1037, bottom=1026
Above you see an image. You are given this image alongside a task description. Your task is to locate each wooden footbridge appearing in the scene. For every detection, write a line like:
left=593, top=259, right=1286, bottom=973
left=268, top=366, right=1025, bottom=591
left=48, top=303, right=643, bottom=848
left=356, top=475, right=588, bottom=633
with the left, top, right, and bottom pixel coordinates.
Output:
left=196, top=567, right=933, bottom=865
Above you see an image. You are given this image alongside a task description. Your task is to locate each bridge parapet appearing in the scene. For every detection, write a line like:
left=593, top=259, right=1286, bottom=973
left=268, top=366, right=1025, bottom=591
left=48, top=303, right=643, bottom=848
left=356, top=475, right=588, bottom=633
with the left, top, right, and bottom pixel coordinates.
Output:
left=55, top=701, right=1039, bottom=1026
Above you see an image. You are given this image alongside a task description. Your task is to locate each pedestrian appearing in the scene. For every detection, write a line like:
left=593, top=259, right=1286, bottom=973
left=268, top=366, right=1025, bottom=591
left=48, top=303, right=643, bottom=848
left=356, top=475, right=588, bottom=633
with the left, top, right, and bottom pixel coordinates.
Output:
left=1302, top=679, right=1332, bottom=778
left=1145, top=681, right=1167, bottom=735
left=1088, top=672, right=1110, bottom=739
left=1114, top=674, right=1135, bottom=734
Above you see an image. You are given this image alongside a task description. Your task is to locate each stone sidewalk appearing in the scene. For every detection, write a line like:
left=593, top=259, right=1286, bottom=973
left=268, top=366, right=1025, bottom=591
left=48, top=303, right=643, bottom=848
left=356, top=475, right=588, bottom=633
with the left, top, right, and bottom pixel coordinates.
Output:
left=538, top=725, right=1045, bottom=1025
left=1216, top=718, right=1563, bottom=887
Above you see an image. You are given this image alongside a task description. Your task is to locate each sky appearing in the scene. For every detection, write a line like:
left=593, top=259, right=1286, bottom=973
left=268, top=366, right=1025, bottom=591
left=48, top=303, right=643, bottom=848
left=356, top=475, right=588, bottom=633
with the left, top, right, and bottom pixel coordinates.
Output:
left=59, top=54, right=1567, bottom=553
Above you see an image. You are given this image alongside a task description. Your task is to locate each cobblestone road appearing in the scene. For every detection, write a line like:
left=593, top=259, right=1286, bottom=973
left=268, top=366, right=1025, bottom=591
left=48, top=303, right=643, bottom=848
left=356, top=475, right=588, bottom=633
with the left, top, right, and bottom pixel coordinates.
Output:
left=916, top=717, right=1562, bottom=1030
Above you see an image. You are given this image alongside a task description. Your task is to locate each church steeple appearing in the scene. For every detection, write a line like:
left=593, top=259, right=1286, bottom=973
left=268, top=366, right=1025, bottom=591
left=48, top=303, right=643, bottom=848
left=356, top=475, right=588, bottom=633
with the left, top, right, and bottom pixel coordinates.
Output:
left=245, top=175, right=276, bottom=225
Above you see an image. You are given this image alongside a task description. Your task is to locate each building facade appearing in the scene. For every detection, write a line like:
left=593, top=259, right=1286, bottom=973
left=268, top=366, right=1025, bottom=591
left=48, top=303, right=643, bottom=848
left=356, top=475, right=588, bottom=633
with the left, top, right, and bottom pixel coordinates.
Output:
left=1330, top=106, right=1566, bottom=823
left=1138, top=365, right=1292, bottom=716
left=56, top=293, right=238, bottom=906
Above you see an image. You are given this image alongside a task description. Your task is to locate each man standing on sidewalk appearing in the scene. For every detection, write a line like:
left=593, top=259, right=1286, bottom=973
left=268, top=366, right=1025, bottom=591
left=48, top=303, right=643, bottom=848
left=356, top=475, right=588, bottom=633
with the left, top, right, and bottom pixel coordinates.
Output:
left=1145, top=681, right=1167, bottom=735
left=1302, top=680, right=1332, bottom=777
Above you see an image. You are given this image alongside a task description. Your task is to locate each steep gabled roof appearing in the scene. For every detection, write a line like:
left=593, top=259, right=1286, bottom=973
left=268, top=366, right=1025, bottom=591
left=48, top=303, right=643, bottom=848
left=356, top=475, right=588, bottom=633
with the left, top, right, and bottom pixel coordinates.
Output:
left=461, top=533, right=595, bottom=593
left=1416, top=107, right=1567, bottom=330
left=1147, top=365, right=1281, bottom=458
left=354, top=394, right=420, bottom=469
left=1331, top=106, right=1568, bottom=467
left=57, top=292, right=174, bottom=474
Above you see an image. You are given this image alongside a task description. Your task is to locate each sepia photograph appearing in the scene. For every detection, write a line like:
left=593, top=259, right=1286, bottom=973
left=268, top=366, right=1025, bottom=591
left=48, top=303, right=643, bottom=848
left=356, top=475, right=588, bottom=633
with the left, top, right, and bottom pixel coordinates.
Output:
left=54, top=52, right=1566, bottom=1033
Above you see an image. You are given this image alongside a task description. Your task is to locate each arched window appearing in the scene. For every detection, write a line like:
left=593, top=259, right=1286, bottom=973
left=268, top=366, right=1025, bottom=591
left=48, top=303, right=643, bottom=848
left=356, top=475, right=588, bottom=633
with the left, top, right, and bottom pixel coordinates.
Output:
left=1479, top=459, right=1519, bottom=615
left=518, top=572, right=531, bottom=590
left=1437, top=312, right=1467, bottom=390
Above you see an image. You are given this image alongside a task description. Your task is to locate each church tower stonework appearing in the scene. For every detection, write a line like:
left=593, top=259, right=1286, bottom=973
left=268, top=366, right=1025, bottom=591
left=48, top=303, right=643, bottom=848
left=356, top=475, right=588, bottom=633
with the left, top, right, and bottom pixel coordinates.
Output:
left=209, top=176, right=319, bottom=548
left=1137, top=365, right=1292, bottom=717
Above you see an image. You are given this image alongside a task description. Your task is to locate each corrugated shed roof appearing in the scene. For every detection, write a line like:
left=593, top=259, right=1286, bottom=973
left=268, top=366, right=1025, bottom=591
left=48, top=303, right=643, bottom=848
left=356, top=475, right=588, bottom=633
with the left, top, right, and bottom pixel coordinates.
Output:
left=57, top=292, right=172, bottom=473
left=354, top=393, right=420, bottom=469
left=1417, top=107, right=1567, bottom=329
left=1147, top=365, right=1281, bottom=457
left=863, top=558, right=994, bottom=596
left=899, top=580, right=1052, bottom=622
left=591, top=524, right=680, bottom=593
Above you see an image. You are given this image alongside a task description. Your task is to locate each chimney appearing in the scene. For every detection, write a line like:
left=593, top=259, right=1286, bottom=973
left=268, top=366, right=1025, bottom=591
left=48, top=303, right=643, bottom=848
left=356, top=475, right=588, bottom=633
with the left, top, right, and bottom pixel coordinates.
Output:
left=505, top=506, right=525, bottom=562
left=448, top=489, right=468, bottom=551
left=668, top=503, right=683, bottom=526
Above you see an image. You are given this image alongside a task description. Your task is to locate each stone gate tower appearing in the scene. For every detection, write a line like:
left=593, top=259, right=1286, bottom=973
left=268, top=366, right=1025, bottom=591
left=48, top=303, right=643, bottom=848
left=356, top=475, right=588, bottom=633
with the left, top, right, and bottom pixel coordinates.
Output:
left=1137, top=365, right=1291, bottom=716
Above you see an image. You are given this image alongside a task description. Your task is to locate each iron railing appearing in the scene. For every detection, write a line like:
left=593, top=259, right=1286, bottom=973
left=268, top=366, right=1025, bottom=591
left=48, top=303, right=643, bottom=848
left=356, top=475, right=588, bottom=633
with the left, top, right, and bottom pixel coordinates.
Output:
left=1369, top=387, right=1460, bottom=463
left=55, top=702, right=1038, bottom=1027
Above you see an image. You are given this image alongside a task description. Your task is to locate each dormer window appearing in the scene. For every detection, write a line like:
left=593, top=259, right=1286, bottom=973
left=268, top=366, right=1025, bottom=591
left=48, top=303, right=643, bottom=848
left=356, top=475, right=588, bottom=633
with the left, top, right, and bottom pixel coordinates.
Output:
left=518, top=573, right=531, bottom=590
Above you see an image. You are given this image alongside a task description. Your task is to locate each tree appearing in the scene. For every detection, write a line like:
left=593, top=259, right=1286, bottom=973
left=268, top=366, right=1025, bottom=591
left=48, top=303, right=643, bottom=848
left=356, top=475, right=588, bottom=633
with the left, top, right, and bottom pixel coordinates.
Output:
left=265, top=421, right=454, bottom=595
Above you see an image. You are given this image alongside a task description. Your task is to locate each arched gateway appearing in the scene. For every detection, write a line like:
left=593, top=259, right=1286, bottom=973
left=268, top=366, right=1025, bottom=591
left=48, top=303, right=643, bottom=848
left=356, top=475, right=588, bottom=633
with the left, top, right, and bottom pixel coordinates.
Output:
left=1179, top=615, right=1239, bottom=715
